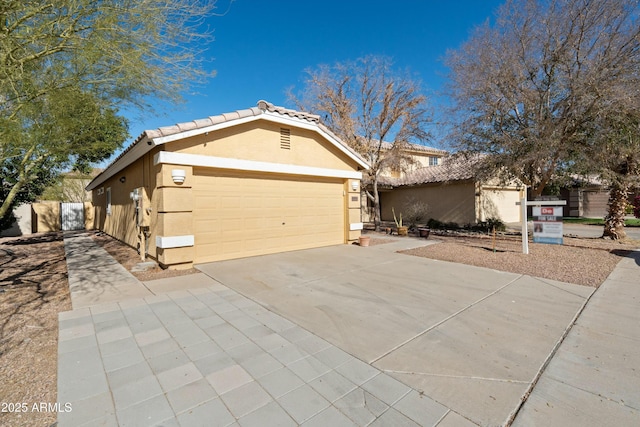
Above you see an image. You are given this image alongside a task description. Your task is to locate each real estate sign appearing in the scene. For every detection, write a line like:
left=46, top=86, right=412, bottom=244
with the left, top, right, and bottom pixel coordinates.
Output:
left=533, top=206, right=563, bottom=245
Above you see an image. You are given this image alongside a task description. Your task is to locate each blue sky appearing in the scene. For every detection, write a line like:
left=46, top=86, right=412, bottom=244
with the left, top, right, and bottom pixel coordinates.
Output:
left=116, top=0, right=505, bottom=161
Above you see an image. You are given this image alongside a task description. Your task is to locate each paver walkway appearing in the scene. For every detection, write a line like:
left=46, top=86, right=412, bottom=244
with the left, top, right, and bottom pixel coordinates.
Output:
left=64, top=232, right=152, bottom=308
left=58, top=233, right=456, bottom=426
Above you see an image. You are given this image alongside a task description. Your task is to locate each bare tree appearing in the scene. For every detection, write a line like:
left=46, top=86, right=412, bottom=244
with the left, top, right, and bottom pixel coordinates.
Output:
left=289, top=56, right=432, bottom=230
left=444, top=0, right=640, bottom=202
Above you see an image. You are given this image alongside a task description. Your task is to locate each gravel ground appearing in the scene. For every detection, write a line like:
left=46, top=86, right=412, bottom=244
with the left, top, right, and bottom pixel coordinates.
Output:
left=0, top=232, right=71, bottom=427
left=400, top=232, right=638, bottom=287
left=90, top=231, right=198, bottom=282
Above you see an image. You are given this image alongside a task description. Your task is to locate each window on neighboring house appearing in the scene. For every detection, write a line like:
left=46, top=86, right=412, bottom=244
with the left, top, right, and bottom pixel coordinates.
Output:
left=429, top=156, right=439, bottom=166
left=106, top=187, right=112, bottom=215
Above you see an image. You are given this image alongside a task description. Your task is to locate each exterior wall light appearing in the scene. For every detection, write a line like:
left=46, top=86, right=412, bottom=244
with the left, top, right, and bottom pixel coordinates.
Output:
left=119, top=176, right=126, bottom=183
left=171, top=169, right=186, bottom=184
left=351, top=180, right=359, bottom=191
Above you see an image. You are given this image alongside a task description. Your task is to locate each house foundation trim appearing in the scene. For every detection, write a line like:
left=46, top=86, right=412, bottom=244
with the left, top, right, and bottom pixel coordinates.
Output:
left=154, top=151, right=363, bottom=180
left=156, top=235, right=195, bottom=249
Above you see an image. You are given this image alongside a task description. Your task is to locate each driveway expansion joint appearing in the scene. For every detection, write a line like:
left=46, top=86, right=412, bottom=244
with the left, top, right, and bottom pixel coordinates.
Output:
left=369, top=274, right=523, bottom=365
left=381, top=370, right=530, bottom=384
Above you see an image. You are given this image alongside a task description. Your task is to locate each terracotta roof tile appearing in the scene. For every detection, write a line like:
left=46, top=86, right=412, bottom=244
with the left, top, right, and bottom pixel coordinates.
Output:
left=380, top=141, right=447, bottom=154
left=87, top=101, right=368, bottom=191
left=258, top=100, right=320, bottom=122
left=379, top=156, right=477, bottom=186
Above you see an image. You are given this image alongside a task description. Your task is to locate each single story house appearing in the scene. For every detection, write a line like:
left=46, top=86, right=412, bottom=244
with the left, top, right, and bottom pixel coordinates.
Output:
left=376, top=157, right=524, bottom=225
left=86, top=101, right=369, bottom=269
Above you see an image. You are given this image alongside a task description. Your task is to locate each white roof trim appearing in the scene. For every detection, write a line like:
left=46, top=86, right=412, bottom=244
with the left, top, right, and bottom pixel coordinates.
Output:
left=150, top=113, right=369, bottom=170
left=87, top=107, right=369, bottom=192
left=151, top=115, right=260, bottom=145
left=86, top=135, right=151, bottom=191
left=155, top=151, right=363, bottom=180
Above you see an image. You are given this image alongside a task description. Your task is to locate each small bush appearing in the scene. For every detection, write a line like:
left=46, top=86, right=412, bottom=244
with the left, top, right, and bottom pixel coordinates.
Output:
left=401, top=198, right=430, bottom=228
left=427, top=218, right=444, bottom=229
left=486, top=217, right=506, bottom=232
left=427, top=218, right=460, bottom=230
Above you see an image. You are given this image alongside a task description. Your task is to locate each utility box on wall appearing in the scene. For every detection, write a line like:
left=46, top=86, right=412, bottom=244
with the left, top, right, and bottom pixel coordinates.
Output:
left=130, top=187, right=151, bottom=227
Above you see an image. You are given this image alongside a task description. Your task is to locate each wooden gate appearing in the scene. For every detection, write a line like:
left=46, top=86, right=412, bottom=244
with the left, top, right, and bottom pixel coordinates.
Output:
left=61, top=203, right=85, bottom=231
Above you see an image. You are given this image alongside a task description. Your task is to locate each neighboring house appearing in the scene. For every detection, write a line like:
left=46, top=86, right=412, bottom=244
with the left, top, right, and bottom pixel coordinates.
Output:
left=85, top=101, right=368, bottom=269
left=360, top=142, right=448, bottom=222
left=560, top=176, right=610, bottom=218
left=39, top=169, right=102, bottom=203
left=368, top=154, right=523, bottom=225
left=380, top=142, right=448, bottom=177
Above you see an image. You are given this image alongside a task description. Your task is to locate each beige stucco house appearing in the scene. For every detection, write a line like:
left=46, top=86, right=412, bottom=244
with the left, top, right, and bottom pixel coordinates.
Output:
left=86, top=101, right=369, bottom=269
left=369, top=152, right=523, bottom=226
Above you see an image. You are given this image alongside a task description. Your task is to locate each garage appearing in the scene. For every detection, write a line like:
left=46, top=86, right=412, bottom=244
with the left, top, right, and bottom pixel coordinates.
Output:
left=86, top=101, right=368, bottom=269
left=481, top=187, right=522, bottom=223
left=193, top=169, right=345, bottom=263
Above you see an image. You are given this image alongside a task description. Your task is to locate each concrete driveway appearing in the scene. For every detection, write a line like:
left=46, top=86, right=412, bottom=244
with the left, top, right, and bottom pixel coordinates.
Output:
left=196, top=239, right=593, bottom=426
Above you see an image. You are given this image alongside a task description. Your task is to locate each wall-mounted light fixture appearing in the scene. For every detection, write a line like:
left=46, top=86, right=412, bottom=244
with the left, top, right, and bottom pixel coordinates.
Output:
left=171, top=169, right=186, bottom=184
left=119, top=176, right=126, bottom=183
left=351, top=180, right=359, bottom=191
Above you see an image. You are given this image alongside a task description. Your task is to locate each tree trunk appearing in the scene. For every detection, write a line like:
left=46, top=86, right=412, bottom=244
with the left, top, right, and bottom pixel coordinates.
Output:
left=372, top=178, right=381, bottom=231
left=529, top=185, right=544, bottom=199
left=0, top=178, right=25, bottom=222
left=603, top=183, right=628, bottom=240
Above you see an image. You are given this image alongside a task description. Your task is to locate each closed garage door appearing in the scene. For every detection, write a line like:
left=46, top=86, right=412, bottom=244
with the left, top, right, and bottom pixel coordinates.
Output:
left=193, top=168, right=345, bottom=263
left=482, top=189, right=521, bottom=223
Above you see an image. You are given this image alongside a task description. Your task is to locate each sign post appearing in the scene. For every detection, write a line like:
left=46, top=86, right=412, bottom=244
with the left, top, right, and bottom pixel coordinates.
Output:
left=516, top=198, right=566, bottom=254
left=520, top=196, right=529, bottom=255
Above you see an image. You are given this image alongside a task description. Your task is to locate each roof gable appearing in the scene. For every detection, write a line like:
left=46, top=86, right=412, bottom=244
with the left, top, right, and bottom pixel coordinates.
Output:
left=86, top=101, right=368, bottom=191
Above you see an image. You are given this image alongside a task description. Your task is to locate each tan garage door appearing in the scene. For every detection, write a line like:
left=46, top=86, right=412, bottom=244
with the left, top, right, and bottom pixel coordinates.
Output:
left=193, top=169, right=345, bottom=263
left=482, top=189, right=521, bottom=223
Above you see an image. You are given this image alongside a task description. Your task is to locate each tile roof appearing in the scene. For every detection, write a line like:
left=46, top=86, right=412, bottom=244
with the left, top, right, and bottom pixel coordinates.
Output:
left=380, top=141, right=447, bottom=155
left=110, top=101, right=341, bottom=169
left=378, top=156, right=477, bottom=187
left=143, top=100, right=321, bottom=141
left=86, top=101, right=367, bottom=191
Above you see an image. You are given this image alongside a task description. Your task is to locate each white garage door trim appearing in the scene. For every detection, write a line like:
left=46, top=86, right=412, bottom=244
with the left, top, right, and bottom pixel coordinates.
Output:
left=155, top=151, right=362, bottom=180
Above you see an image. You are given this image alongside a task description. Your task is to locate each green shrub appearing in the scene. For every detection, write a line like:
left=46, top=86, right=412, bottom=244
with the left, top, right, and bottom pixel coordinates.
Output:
left=427, top=218, right=460, bottom=230
left=486, top=217, right=506, bottom=232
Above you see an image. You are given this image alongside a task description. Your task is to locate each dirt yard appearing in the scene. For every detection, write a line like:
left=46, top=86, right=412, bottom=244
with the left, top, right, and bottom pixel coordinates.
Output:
left=89, top=230, right=198, bottom=282
left=0, top=232, right=71, bottom=427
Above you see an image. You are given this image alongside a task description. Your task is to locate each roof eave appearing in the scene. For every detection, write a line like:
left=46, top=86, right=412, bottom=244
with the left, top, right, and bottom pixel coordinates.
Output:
left=85, top=133, right=153, bottom=191
left=86, top=104, right=370, bottom=191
